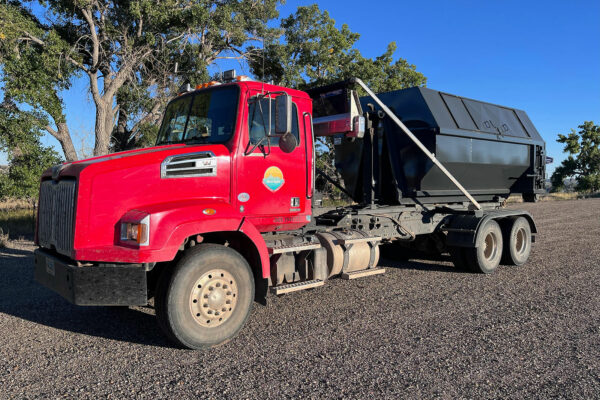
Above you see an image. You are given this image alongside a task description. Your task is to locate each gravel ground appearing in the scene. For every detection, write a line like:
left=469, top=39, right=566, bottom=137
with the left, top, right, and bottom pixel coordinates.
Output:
left=1, top=199, right=599, bottom=399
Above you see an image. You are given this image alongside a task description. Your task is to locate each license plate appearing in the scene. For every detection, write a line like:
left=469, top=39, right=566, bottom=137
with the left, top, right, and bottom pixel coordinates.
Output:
left=46, top=258, right=55, bottom=276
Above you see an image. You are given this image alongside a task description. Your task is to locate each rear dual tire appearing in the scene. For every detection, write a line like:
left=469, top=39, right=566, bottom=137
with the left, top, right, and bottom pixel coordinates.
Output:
left=450, top=217, right=532, bottom=273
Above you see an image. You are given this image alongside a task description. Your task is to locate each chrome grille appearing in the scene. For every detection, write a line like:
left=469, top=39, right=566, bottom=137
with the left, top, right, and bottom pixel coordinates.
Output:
left=37, top=179, right=77, bottom=256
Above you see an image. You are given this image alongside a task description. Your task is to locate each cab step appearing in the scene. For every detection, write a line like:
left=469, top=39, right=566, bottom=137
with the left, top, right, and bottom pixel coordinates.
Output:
left=270, top=279, right=324, bottom=295
left=268, top=242, right=321, bottom=255
left=341, top=268, right=386, bottom=280
left=337, top=236, right=382, bottom=245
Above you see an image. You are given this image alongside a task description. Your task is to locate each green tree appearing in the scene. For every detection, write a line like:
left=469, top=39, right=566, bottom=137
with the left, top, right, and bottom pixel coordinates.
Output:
left=551, top=121, right=600, bottom=192
left=249, top=4, right=426, bottom=91
left=0, top=0, right=281, bottom=160
left=0, top=98, right=62, bottom=200
left=0, top=144, right=62, bottom=200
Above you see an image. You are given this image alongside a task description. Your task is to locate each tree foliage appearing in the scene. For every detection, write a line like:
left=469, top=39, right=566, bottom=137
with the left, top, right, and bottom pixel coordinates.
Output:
left=0, top=98, right=62, bottom=199
left=0, top=0, right=281, bottom=160
left=249, top=4, right=426, bottom=91
left=551, top=121, right=600, bottom=192
left=1, top=1, right=428, bottom=202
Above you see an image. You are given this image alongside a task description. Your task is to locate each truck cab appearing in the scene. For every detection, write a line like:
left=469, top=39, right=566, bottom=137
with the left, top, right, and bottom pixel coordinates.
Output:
left=37, top=78, right=313, bottom=269
left=34, top=76, right=320, bottom=345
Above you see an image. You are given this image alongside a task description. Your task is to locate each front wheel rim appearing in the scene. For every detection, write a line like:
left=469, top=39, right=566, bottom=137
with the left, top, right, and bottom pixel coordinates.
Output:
left=189, top=269, right=238, bottom=327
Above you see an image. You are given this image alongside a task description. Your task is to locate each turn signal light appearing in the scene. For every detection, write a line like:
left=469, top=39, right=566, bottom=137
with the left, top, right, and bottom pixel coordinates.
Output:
left=121, top=222, right=148, bottom=244
left=120, top=214, right=150, bottom=246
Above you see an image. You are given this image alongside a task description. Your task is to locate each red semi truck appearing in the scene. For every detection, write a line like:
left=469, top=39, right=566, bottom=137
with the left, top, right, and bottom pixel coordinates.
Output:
left=34, top=71, right=545, bottom=349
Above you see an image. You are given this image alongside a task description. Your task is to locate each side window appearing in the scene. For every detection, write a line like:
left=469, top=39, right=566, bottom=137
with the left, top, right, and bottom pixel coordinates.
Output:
left=247, top=97, right=300, bottom=146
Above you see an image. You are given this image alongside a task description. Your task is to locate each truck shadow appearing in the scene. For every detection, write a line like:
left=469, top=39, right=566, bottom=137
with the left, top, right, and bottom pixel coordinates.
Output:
left=0, top=247, right=177, bottom=349
left=381, top=253, right=470, bottom=274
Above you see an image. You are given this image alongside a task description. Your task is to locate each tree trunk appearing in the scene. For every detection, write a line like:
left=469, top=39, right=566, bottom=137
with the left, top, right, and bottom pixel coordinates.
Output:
left=93, top=101, right=114, bottom=157
left=57, top=123, right=78, bottom=162
left=53, top=123, right=78, bottom=162
left=113, top=107, right=130, bottom=151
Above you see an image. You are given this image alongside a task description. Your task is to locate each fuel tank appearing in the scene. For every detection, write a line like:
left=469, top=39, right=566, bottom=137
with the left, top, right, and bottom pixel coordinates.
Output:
left=332, top=87, right=546, bottom=204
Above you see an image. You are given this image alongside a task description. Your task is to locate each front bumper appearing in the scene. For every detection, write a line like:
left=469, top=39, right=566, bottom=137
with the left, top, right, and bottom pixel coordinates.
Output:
left=34, top=248, right=148, bottom=306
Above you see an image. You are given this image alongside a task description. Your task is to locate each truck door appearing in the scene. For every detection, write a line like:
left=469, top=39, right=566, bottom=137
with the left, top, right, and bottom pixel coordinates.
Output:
left=235, top=91, right=311, bottom=232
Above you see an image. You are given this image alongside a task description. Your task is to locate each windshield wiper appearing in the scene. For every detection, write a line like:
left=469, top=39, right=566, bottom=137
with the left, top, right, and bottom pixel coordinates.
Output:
left=183, top=139, right=211, bottom=145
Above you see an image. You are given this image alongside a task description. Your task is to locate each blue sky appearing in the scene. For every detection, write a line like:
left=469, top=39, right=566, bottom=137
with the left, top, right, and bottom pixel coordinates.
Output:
left=3, top=0, right=599, bottom=176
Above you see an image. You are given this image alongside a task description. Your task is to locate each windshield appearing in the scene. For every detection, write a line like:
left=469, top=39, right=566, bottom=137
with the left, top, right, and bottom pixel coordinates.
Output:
left=156, top=86, right=239, bottom=145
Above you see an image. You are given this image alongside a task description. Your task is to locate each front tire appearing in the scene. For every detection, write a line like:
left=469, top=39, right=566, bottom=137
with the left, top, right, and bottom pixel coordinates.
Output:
left=155, top=244, right=255, bottom=350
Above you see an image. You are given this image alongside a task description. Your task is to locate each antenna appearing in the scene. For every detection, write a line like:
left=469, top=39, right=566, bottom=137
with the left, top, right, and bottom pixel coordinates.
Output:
left=261, top=0, right=266, bottom=94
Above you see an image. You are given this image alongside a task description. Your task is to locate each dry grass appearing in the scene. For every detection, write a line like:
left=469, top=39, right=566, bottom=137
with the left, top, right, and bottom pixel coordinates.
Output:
left=0, top=208, right=36, bottom=241
left=506, top=192, right=599, bottom=204
left=544, top=192, right=580, bottom=201
left=0, top=198, right=36, bottom=244
left=0, top=198, right=35, bottom=210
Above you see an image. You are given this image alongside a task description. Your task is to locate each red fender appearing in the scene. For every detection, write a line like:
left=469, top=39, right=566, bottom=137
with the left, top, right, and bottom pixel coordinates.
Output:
left=74, top=200, right=271, bottom=279
left=164, top=217, right=270, bottom=279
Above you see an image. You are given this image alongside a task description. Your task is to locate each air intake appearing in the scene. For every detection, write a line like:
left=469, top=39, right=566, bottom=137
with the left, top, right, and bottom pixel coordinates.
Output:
left=161, top=151, right=217, bottom=178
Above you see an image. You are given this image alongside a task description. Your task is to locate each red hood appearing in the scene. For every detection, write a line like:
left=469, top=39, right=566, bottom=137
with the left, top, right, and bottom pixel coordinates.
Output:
left=41, top=144, right=187, bottom=180
left=72, top=144, right=186, bottom=164
left=44, top=143, right=233, bottom=255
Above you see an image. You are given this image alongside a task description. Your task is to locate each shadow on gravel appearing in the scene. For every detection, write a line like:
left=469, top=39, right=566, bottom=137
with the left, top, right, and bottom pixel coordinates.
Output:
left=1, top=302, right=177, bottom=349
left=0, top=247, right=177, bottom=349
left=0, top=247, right=34, bottom=258
left=381, top=253, right=470, bottom=274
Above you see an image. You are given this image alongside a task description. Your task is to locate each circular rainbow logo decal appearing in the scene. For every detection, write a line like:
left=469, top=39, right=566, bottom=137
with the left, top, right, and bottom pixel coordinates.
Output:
left=262, top=166, right=285, bottom=192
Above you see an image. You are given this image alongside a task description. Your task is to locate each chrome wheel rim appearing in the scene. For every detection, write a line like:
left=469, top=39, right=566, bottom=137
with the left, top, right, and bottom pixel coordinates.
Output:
left=190, top=269, right=238, bottom=327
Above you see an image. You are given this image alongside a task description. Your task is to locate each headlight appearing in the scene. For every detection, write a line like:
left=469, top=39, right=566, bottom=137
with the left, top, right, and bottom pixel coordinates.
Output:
left=120, top=213, right=150, bottom=246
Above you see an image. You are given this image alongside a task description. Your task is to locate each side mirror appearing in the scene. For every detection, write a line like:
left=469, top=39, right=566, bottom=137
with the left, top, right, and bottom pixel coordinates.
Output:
left=275, top=94, right=292, bottom=134
left=279, top=131, right=297, bottom=153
